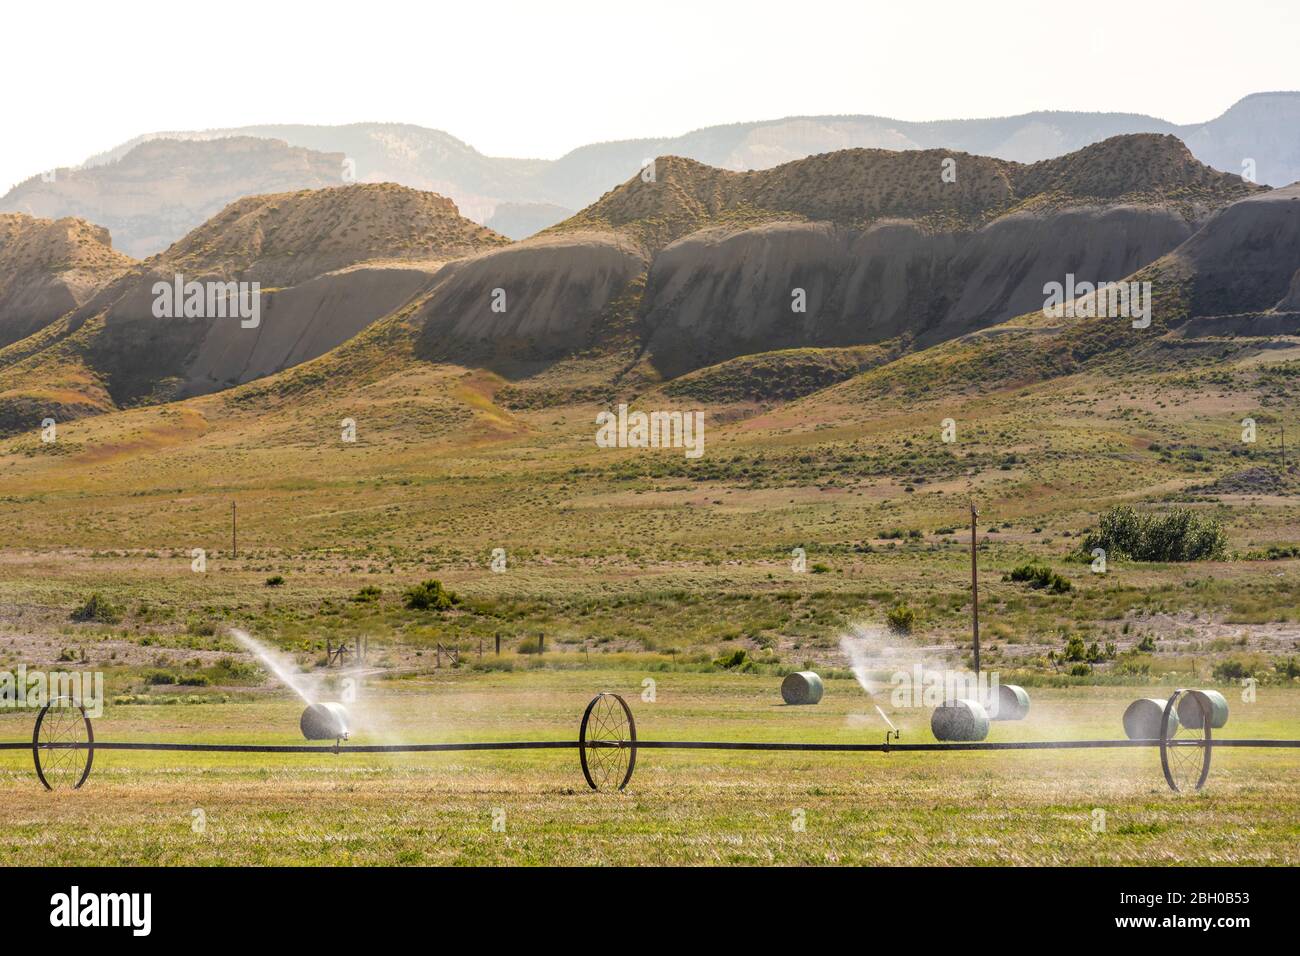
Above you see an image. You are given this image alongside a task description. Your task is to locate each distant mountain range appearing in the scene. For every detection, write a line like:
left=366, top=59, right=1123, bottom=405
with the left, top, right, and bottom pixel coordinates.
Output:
left=3, top=92, right=1298, bottom=257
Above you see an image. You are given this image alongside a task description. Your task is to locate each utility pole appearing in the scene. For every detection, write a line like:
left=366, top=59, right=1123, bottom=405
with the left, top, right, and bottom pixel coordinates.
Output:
left=231, top=502, right=237, bottom=558
left=970, top=500, right=981, bottom=676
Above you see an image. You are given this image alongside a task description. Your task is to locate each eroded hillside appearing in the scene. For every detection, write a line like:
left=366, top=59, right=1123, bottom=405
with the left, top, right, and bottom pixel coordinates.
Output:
left=0, top=213, right=134, bottom=347
left=0, top=185, right=509, bottom=432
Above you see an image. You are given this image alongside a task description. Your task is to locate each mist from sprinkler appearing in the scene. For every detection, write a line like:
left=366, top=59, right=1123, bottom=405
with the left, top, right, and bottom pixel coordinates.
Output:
left=231, top=628, right=319, bottom=706
left=839, top=623, right=954, bottom=732
left=230, top=628, right=361, bottom=741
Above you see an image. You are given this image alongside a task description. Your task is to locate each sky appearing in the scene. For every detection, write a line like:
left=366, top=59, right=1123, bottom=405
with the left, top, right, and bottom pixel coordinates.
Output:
left=3, top=0, right=1298, bottom=193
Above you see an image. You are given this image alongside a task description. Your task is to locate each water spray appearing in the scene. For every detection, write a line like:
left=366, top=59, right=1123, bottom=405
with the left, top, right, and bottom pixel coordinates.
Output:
left=874, top=704, right=901, bottom=750
left=230, top=629, right=352, bottom=742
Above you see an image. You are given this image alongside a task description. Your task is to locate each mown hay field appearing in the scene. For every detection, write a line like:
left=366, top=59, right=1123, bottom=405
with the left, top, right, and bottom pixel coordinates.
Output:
left=2, top=670, right=1296, bottom=865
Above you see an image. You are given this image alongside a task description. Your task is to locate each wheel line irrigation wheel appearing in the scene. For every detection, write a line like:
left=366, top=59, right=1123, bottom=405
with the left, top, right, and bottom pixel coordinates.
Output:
left=1160, top=689, right=1211, bottom=793
left=32, top=696, right=95, bottom=791
left=579, top=692, right=637, bottom=791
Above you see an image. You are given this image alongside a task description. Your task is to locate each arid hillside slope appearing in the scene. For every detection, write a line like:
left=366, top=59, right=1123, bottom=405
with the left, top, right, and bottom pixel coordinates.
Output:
left=420, top=135, right=1261, bottom=377
left=0, top=213, right=134, bottom=347
left=0, top=185, right=508, bottom=431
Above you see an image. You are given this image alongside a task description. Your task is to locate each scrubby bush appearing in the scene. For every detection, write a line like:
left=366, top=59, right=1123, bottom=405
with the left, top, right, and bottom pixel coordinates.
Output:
left=1245, top=544, right=1300, bottom=561
left=113, top=693, right=231, bottom=706
left=1005, top=563, right=1072, bottom=593
left=403, top=579, right=460, bottom=611
left=351, top=585, right=382, bottom=603
left=1082, top=506, right=1226, bottom=562
left=1085, top=641, right=1113, bottom=663
left=212, top=657, right=259, bottom=682
left=1210, top=655, right=1300, bottom=685
left=71, top=592, right=121, bottom=624
left=265, top=574, right=285, bottom=587
left=885, top=603, right=916, bottom=634
left=713, top=648, right=748, bottom=669
left=1114, top=656, right=1152, bottom=677
left=1212, top=657, right=1253, bottom=681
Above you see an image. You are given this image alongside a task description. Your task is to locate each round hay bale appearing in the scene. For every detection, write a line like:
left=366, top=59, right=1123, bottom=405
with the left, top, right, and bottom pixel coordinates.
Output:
left=987, top=683, right=1030, bottom=721
left=781, top=671, right=824, bottom=705
left=1176, top=689, right=1229, bottom=729
left=1123, top=698, right=1178, bottom=740
left=300, top=701, right=351, bottom=740
left=931, top=699, right=990, bottom=741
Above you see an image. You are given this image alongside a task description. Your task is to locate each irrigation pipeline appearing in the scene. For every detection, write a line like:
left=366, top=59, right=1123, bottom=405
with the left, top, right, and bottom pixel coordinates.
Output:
left=5, top=738, right=1300, bottom=754
left=15, top=691, right=1300, bottom=793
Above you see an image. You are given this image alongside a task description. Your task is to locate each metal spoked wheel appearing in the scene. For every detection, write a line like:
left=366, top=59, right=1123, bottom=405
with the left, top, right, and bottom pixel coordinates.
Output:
left=1160, top=689, right=1211, bottom=793
left=32, top=696, right=95, bottom=791
left=579, top=692, right=637, bottom=791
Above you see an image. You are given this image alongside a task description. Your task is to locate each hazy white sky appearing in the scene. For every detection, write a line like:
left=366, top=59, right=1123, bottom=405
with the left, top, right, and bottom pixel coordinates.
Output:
left=3, top=0, right=1298, bottom=192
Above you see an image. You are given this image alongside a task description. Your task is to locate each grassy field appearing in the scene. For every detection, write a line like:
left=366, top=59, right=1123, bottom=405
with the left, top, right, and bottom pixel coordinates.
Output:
left=1, top=670, right=1297, bottom=865
left=1, top=334, right=1297, bottom=865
